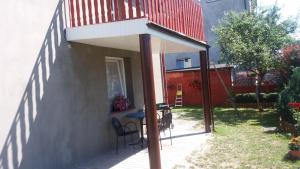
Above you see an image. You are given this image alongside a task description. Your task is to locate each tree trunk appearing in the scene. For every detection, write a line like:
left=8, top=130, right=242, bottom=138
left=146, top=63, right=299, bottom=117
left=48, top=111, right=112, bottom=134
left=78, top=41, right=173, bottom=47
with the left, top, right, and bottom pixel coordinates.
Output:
left=256, top=74, right=263, bottom=112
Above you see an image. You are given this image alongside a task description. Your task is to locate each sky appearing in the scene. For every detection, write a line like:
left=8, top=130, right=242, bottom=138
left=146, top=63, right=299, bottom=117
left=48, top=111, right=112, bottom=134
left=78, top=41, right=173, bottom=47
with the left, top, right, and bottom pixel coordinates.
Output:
left=257, top=0, right=300, bottom=39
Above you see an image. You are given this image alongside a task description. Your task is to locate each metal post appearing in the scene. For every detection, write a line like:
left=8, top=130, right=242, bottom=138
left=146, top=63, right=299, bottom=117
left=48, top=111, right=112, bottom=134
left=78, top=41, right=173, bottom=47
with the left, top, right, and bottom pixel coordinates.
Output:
left=139, top=34, right=162, bottom=169
left=200, top=50, right=212, bottom=133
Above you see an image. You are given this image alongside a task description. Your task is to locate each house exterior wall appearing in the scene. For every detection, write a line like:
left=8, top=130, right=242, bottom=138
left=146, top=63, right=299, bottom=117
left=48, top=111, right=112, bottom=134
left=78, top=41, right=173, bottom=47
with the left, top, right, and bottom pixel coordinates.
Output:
left=202, top=0, right=250, bottom=62
left=0, top=1, right=146, bottom=169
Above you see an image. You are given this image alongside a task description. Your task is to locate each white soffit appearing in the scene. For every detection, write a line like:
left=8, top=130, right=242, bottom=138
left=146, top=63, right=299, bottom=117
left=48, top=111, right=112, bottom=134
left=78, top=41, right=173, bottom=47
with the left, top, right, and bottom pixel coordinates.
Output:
left=66, top=18, right=206, bottom=53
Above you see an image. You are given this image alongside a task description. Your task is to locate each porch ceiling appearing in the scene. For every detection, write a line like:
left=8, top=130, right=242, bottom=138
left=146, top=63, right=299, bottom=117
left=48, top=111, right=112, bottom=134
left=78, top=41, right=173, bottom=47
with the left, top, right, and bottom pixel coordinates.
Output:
left=66, top=18, right=207, bottom=53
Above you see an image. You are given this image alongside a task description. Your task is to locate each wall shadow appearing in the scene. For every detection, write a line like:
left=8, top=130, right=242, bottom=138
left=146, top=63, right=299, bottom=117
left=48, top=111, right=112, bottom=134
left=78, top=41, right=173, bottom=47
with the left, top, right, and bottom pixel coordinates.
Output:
left=0, top=1, right=70, bottom=168
left=0, top=1, right=110, bottom=169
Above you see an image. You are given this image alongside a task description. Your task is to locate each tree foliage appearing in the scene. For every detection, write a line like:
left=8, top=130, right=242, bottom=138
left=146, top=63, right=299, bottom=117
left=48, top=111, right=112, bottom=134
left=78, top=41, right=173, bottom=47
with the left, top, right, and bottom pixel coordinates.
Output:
left=214, top=7, right=297, bottom=75
left=214, top=6, right=297, bottom=110
left=279, top=42, right=300, bottom=84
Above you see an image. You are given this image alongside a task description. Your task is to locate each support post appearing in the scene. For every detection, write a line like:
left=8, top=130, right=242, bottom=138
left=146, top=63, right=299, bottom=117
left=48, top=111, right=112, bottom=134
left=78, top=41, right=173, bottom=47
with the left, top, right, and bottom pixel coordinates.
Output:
left=206, top=47, right=214, bottom=131
left=139, top=34, right=162, bottom=169
left=200, top=50, right=212, bottom=133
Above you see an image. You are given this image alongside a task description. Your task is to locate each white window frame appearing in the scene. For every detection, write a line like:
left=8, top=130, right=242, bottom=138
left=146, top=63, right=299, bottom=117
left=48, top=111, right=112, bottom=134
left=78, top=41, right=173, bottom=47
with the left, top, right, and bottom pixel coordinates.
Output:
left=105, top=56, right=127, bottom=99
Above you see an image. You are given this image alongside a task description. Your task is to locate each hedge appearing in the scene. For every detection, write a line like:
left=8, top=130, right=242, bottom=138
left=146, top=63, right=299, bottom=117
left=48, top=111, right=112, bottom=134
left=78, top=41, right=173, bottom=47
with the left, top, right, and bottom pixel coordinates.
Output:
left=235, top=93, right=279, bottom=104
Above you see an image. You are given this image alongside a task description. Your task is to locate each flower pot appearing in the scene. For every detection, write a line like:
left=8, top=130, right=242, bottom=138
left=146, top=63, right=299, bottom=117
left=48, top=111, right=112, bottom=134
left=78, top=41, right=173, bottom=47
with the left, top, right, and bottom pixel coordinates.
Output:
left=289, top=150, right=300, bottom=159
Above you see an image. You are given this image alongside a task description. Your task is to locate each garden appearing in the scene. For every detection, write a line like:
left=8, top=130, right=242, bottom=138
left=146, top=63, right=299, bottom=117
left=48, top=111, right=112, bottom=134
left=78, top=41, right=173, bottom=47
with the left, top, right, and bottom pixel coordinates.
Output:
left=173, top=107, right=300, bottom=169
left=171, top=67, right=300, bottom=168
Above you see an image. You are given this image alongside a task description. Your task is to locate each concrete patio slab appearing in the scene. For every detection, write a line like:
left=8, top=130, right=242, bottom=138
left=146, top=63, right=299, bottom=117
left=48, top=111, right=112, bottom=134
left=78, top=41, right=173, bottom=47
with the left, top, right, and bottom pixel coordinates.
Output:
left=72, top=114, right=211, bottom=169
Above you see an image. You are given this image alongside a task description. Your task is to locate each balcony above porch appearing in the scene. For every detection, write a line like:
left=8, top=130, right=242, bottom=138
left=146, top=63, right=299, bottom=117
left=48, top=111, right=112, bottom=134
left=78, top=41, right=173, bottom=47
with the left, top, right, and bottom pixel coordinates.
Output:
left=66, top=0, right=207, bottom=53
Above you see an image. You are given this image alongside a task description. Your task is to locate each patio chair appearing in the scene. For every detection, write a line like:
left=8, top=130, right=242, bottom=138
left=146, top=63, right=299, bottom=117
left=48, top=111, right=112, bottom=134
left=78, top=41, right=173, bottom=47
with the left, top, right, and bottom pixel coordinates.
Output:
left=157, top=112, right=173, bottom=150
left=111, top=117, right=139, bottom=153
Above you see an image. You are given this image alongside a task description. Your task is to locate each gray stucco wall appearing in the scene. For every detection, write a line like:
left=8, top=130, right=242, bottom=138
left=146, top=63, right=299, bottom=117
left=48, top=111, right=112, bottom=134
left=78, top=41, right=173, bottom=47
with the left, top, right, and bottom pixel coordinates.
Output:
left=0, top=1, right=144, bottom=169
left=202, top=0, right=249, bottom=62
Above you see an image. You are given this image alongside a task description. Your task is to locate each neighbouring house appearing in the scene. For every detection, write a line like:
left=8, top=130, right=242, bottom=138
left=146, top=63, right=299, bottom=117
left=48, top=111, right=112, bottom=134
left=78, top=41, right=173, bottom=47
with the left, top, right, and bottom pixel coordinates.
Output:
left=0, top=1, right=212, bottom=169
left=164, top=0, right=252, bottom=70
left=166, top=64, right=233, bottom=107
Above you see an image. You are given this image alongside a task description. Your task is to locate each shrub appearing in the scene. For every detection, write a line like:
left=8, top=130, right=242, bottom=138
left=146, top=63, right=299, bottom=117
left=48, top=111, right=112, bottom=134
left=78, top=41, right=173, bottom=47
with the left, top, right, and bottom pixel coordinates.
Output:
left=277, top=67, right=300, bottom=123
left=235, top=93, right=279, bottom=104
left=235, top=93, right=257, bottom=103
left=264, top=93, right=279, bottom=103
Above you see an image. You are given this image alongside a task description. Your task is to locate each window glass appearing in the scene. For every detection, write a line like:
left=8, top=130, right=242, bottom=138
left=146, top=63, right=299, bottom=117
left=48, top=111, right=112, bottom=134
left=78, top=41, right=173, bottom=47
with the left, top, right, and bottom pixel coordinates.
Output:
left=106, top=57, right=127, bottom=100
left=176, top=59, right=184, bottom=69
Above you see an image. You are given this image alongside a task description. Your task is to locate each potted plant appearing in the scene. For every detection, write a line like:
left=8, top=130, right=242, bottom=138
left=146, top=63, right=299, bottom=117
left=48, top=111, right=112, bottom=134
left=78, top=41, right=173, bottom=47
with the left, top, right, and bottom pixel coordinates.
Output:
left=289, top=136, right=300, bottom=158
left=112, top=95, right=129, bottom=112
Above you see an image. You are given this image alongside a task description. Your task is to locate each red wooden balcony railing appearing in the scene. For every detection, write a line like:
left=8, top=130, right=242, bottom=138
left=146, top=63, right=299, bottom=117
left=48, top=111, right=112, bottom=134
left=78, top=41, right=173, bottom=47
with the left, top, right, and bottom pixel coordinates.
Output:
left=68, top=0, right=205, bottom=42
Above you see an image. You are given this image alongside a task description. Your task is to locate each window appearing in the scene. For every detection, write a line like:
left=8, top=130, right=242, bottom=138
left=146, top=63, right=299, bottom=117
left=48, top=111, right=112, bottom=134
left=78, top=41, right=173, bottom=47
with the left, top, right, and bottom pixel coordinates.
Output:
left=206, top=0, right=221, bottom=3
left=106, top=57, right=127, bottom=100
left=184, top=58, right=192, bottom=68
left=176, top=58, right=192, bottom=69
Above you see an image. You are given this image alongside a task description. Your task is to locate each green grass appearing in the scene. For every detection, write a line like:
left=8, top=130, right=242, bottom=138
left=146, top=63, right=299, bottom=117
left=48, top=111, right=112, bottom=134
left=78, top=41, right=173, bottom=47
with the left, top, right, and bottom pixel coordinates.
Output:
left=173, top=107, right=300, bottom=169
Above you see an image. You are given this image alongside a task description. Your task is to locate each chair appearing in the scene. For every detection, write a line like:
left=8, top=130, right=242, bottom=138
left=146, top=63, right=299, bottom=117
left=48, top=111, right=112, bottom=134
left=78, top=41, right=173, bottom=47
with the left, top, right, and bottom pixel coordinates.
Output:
left=111, top=117, right=139, bottom=153
left=157, top=112, right=173, bottom=149
left=157, top=103, right=172, bottom=119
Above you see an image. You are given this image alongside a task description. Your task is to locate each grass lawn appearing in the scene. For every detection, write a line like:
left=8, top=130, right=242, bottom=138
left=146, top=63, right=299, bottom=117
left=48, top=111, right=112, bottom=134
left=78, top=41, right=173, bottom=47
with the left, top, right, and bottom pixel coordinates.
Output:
left=173, top=107, right=300, bottom=169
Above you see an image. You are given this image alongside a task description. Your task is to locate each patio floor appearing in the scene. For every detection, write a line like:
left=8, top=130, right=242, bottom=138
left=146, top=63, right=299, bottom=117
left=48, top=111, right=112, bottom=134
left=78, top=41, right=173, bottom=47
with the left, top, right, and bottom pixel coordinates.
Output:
left=72, top=114, right=211, bottom=169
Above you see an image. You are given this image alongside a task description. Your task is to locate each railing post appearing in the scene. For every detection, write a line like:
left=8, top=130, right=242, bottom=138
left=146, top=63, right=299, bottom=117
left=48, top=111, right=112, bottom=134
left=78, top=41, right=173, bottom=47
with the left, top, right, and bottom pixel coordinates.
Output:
left=69, top=0, right=76, bottom=27
left=136, top=0, right=141, bottom=18
left=128, top=0, right=133, bottom=19
left=81, top=0, right=87, bottom=25
left=93, top=0, right=100, bottom=23
left=139, top=34, right=162, bottom=169
left=75, top=0, right=81, bottom=26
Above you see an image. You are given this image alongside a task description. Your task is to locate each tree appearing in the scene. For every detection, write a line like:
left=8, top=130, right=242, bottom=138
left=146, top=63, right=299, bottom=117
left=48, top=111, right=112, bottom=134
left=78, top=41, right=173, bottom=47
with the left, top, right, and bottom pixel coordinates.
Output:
left=214, top=6, right=297, bottom=111
left=279, top=41, right=300, bottom=85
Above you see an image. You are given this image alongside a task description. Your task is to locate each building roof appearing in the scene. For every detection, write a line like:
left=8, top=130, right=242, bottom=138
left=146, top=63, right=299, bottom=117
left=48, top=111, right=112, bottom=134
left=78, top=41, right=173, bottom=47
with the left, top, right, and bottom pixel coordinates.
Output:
left=166, top=64, right=233, bottom=72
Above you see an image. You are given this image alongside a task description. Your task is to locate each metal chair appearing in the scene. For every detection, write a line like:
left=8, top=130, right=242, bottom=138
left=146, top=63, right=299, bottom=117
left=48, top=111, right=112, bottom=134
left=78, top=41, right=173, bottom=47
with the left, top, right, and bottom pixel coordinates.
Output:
left=111, top=117, right=139, bottom=153
left=157, top=112, right=173, bottom=149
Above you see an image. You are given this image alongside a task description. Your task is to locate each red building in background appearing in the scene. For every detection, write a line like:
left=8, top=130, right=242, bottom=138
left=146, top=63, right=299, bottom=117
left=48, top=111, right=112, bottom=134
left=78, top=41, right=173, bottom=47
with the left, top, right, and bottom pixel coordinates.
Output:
left=166, top=65, right=232, bottom=107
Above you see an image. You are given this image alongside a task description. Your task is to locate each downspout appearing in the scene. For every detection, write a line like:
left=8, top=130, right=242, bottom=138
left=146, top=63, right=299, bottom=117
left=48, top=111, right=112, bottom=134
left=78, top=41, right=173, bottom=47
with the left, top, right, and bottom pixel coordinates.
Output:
left=160, top=52, right=168, bottom=104
left=244, top=0, right=248, bottom=10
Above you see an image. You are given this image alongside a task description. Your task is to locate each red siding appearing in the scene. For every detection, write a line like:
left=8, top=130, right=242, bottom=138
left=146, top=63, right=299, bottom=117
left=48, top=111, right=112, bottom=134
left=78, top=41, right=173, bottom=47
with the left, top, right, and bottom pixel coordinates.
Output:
left=166, top=68, right=232, bottom=107
left=68, top=0, right=206, bottom=42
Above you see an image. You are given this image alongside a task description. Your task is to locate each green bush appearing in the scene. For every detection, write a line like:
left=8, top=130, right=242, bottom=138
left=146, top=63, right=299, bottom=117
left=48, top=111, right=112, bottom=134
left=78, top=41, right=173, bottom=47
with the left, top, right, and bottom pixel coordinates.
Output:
left=235, top=93, right=257, bottom=103
left=235, top=93, right=279, bottom=104
left=264, top=93, right=279, bottom=103
left=277, top=67, right=300, bottom=123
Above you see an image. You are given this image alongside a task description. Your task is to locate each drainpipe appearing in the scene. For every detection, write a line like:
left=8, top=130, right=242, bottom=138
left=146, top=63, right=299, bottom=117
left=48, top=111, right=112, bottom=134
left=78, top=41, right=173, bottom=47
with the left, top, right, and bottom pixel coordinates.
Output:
left=244, top=0, right=248, bottom=10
